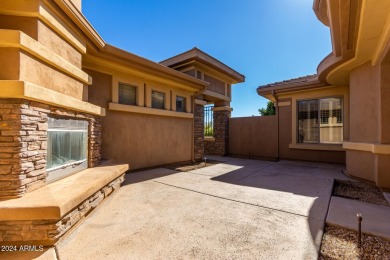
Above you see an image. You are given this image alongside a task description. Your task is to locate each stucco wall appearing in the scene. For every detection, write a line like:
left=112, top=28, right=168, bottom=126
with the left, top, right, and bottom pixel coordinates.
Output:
left=101, top=112, right=192, bottom=169
left=0, top=48, right=20, bottom=80
left=0, top=11, right=87, bottom=101
left=86, top=69, right=193, bottom=170
left=229, top=100, right=345, bottom=164
left=346, top=151, right=375, bottom=182
left=349, top=62, right=381, bottom=143
left=37, top=20, right=82, bottom=67
left=380, top=60, right=390, bottom=143
left=0, top=15, right=82, bottom=67
left=229, top=116, right=278, bottom=159
left=20, top=51, right=84, bottom=99
left=0, top=15, right=38, bottom=39
left=345, top=60, right=390, bottom=187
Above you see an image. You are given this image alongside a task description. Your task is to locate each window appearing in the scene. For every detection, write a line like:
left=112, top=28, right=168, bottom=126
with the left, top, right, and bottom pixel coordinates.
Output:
left=152, top=90, right=165, bottom=109
left=176, top=96, right=186, bottom=112
left=204, top=105, right=213, bottom=136
left=298, top=98, right=343, bottom=144
left=118, top=83, right=136, bottom=105
left=196, top=70, right=203, bottom=80
left=47, top=118, right=88, bottom=183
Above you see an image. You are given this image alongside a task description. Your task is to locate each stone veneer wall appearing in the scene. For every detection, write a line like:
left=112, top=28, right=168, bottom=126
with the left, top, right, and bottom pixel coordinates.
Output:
left=193, top=104, right=204, bottom=161
left=0, top=174, right=124, bottom=245
left=0, top=99, right=101, bottom=200
left=205, top=109, right=230, bottom=156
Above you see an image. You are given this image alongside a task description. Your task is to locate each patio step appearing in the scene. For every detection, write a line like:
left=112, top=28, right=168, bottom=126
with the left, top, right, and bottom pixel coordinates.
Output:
left=0, top=162, right=128, bottom=246
left=326, top=196, right=390, bottom=240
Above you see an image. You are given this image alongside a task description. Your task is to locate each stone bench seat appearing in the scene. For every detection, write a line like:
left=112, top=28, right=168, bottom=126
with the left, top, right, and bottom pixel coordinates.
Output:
left=0, top=163, right=128, bottom=245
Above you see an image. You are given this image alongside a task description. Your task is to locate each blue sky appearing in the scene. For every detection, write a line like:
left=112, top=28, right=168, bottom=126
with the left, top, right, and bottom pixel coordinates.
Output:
left=83, top=0, right=331, bottom=117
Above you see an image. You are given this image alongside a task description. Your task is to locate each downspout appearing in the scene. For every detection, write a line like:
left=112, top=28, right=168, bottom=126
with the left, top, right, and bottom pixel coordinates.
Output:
left=272, top=90, right=280, bottom=161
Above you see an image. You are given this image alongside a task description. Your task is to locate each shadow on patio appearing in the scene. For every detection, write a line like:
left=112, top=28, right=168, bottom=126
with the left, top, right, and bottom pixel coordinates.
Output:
left=52, top=156, right=346, bottom=259
left=204, top=157, right=344, bottom=251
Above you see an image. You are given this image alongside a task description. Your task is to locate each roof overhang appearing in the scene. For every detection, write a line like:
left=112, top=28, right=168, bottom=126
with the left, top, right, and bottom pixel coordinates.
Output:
left=84, top=45, right=209, bottom=92
left=160, top=48, right=245, bottom=84
left=314, top=0, right=390, bottom=86
left=257, top=75, right=325, bottom=100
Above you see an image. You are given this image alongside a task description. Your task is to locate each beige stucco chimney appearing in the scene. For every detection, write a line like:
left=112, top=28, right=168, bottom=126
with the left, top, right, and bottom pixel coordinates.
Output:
left=70, top=0, right=82, bottom=11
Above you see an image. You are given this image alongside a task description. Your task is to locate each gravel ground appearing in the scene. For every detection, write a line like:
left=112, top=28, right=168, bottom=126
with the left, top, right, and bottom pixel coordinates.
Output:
left=333, top=180, right=389, bottom=206
left=320, top=226, right=390, bottom=260
left=165, top=160, right=220, bottom=172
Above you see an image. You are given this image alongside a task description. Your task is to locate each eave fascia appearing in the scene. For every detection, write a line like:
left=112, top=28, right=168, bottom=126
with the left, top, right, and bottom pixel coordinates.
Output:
left=161, top=48, right=245, bottom=83
left=193, top=57, right=245, bottom=83
left=84, top=46, right=209, bottom=92
left=257, top=80, right=326, bottom=99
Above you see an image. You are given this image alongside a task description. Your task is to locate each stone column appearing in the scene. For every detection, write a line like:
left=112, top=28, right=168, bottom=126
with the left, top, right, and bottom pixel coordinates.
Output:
left=194, top=99, right=206, bottom=161
left=212, top=105, right=232, bottom=156
left=88, top=115, right=102, bottom=168
left=0, top=99, right=47, bottom=200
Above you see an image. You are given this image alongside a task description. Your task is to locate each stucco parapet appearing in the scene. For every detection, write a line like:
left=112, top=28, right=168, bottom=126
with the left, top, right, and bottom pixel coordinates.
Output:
left=212, top=106, right=233, bottom=112
left=109, top=102, right=194, bottom=119
left=0, top=29, right=90, bottom=84
left=0, top=80, right=105, bottom=116
left=0, top=0, right=86, bottom=53
left=52, top=0, right=105, bottom=49
left=343, top=141, right=390, bottom=155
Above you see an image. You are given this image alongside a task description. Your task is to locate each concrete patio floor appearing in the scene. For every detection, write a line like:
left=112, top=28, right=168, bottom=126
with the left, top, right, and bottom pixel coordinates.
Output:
left=4, top=156, right=348, bottom=260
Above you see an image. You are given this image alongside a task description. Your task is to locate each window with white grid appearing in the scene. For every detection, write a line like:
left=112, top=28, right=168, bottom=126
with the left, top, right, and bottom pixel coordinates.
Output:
left=298, top=97, right=343, bottom=144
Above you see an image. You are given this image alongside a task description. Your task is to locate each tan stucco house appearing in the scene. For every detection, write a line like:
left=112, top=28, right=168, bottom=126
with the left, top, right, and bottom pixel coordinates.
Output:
left=257, top=0, right=390, bottom=189
left=0, top=0, right=244, bottom=245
